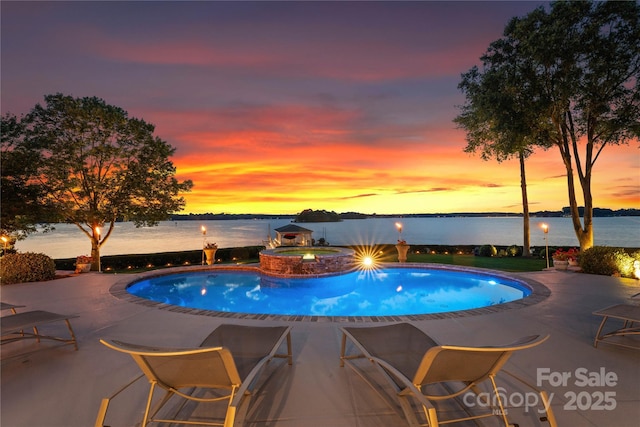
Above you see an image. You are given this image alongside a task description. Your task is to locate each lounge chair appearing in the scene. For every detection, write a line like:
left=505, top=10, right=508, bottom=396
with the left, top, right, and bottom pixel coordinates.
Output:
left=1, top=302, right=25, bottom=314
left=1, top=309, right=79, bottom=351
left=593, top=303, right=640, bottom=350
left=339, top=323, right=556, bottom=427
left=95, top=324, right=292, bottom=427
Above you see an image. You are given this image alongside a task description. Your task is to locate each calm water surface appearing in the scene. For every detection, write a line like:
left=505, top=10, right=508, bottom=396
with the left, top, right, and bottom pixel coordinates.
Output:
left=127, top=267, right=531, bottom=317
left=16, top=216, right=639, bottom=259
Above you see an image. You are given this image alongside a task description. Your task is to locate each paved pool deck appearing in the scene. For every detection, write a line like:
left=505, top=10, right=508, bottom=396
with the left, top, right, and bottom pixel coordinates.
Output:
left=1, top=266, right=639, bottom=426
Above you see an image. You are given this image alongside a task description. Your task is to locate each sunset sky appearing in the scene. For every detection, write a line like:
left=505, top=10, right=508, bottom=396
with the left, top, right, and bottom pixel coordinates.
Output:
left=2, top=1, right=638, bottom=215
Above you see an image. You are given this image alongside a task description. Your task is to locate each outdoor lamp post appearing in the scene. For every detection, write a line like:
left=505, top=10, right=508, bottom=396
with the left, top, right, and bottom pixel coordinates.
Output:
left=201, top=226, right=207, bottom=265
left=395, top=222, right=403, bottom=242
left=395, top=222, right=409, bottom=262
left=95, top=227, right=101, bottom=272
left=541, top=223, right=549, bottom=269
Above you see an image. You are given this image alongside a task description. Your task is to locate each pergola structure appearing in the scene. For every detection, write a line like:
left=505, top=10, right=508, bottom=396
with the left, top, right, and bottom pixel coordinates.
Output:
left=273, top=224, right=314, bottom=246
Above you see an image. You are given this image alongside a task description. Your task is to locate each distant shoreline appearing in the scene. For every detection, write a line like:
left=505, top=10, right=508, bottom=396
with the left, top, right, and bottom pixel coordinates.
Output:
left=170, top=208, right=640, bottom=221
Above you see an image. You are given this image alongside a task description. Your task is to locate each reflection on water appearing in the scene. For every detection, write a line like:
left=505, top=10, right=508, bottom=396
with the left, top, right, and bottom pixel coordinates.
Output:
left=16, top=216, right=638, bottom=259
left=127, top=268, right=530, bottom=317
left=259, top=275, right=358, bottom=299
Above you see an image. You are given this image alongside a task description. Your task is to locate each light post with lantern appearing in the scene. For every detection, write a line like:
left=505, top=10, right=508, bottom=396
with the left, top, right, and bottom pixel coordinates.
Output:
left=94, top=227, right=102, bottom=272
left=395, top=222, right=403, bottom=242
left=201, top=226, right=207, bottom=265
left=541, top=223, right=549, bottom=269
left=394, top=222, right=409, bottom=263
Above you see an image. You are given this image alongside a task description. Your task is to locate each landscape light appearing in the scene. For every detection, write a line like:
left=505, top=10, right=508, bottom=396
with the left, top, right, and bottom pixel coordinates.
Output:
left=94, top=227, right=101, bottom=272
left=201, top=226, right=207, bottom=265
left=541, top=223, right=549, bottom=269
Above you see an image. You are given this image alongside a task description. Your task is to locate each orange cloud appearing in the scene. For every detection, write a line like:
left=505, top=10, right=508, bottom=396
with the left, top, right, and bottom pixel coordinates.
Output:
left=175, top=136, right=638, bottom=215
left=3, top=1, right=637, bottom=215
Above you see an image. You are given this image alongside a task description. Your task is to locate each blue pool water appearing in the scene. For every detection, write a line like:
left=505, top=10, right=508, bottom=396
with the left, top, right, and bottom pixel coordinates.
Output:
left=127, top=267, right=531, bottom=317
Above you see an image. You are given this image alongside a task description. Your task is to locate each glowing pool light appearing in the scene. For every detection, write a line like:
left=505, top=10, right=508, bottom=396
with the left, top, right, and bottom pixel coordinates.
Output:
left=355, top=247, right=382, bottom=271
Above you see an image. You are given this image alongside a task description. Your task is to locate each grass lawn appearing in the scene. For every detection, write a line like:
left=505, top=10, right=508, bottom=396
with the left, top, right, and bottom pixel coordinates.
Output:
left=381, top=253, right=547, bottom=272
left=98, top=250, right=548, bottom=274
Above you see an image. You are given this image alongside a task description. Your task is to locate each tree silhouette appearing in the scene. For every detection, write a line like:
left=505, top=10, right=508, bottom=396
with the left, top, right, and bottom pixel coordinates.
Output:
left=456, top=1, right=639, bottom=251
left=21, top=94, right=193, bottom=270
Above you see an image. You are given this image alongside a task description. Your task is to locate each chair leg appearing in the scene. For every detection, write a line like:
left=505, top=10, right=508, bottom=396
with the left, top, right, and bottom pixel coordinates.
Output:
left=64, top=319, right=79, bottom=350
left=499, top=370, right=558, bottom=427
left=424, top=405, right=439, bottom=427
left=141, top=382, right=157, bottom=426
left=94, top=398, right=110, bottom=427
left=94, top=374, right=146, bottom=427
left=339, top=333, right=347, bottom=367
left=593, top=316, right=608, bottom=347
left=145, top=386, right=175, bottom=425
left=539, top=390, right=558, bottom=427
left=223, top=405, right=237, bottom=427
left=286, top=332, right=292, bottom=365
left=142, top=382, right=175, bottom=426
left=489, top=375, right=509, bottom=426
left=10, top=308, right=25, bottom=336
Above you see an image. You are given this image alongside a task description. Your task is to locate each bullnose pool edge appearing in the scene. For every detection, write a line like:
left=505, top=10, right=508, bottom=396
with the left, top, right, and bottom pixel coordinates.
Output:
left=108, top=263, right=551, bottom=322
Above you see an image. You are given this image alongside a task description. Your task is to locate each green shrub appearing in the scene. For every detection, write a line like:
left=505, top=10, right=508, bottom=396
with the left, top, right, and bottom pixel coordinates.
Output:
left=613, top=249, right=640, bottom=279
left=506, top=245, right=523, bottom=257
left=230, top=247, right=250, bottom=261
left=54, top=246, right=266, bottom=272
left=580, top=246, right=640, bottom=278
left=477, top=244, right=497, bottom=257
left=1, top=252, right=56, bottom=285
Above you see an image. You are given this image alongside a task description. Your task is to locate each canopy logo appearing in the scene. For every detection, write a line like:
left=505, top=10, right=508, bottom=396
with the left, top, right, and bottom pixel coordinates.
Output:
left=463, top=367, right=618, bottom=414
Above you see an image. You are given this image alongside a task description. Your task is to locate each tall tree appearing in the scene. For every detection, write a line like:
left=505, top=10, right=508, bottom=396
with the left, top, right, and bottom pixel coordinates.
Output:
left=513, top=1, right=639, bottom=251
left=458, top=1, right=639, bottom=251
left=456, top=35, right=544, bottom=257
left=1, top=113, right=54, bottom=244
left=23, top=94, right=193, bottom=270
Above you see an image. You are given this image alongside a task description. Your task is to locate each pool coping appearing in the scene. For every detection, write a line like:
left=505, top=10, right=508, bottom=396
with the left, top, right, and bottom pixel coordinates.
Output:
left=109, top=262, right=551, bottom=322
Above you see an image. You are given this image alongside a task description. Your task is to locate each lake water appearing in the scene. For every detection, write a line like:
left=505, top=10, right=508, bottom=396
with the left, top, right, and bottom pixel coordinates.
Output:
left=14, top=216, right=639, bottom=259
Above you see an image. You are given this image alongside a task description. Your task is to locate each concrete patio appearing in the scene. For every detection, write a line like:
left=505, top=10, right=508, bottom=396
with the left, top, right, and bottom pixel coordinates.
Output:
left=1, top=266, right=639, bottom=427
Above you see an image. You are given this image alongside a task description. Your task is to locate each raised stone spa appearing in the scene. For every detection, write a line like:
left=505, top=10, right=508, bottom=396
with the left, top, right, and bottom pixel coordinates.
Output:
left=259, top=246, right=356, bottom=276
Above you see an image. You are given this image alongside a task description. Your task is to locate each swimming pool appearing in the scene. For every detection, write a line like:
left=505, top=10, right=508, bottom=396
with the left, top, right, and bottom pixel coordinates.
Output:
left=126, top=266, right=532, bottom=317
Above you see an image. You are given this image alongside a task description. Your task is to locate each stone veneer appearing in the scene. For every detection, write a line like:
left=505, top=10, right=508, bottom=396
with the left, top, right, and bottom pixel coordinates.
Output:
left=259, top=246, right=356, bottom=276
